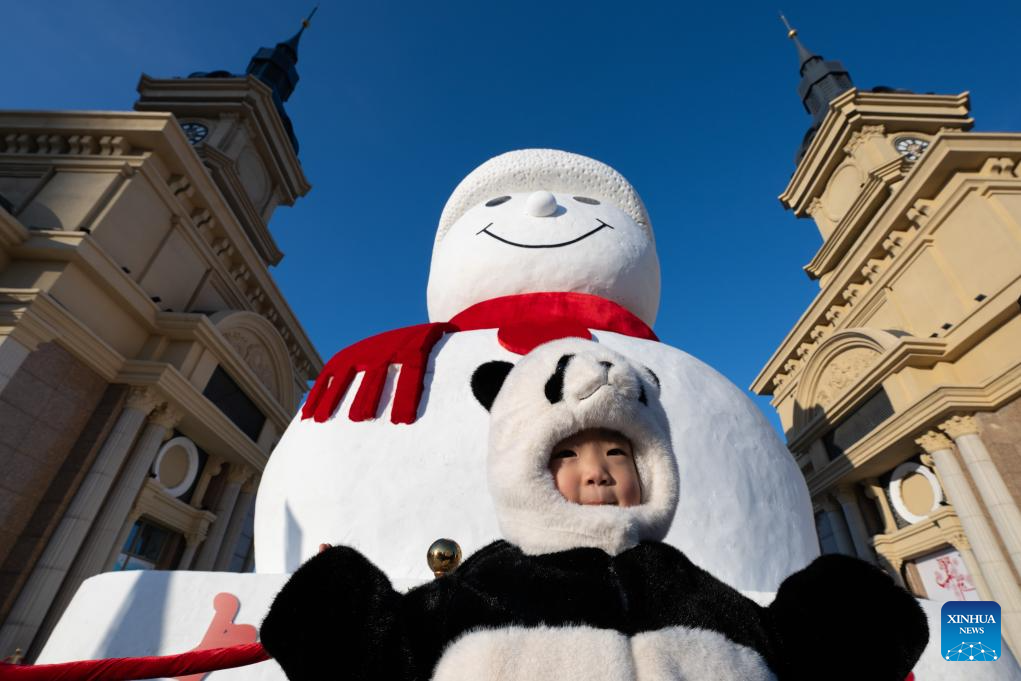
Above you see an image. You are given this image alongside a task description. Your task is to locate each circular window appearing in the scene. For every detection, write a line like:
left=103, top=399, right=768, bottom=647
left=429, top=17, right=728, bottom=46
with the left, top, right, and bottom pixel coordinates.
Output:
left=152, top=436, right=200, bottom=498
left=889, top=462, right=943, bottom=524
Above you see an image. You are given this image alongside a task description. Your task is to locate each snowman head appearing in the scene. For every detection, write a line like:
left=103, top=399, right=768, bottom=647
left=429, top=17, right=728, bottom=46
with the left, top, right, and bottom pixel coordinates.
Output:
left=426, top=149, right=661, bottom=326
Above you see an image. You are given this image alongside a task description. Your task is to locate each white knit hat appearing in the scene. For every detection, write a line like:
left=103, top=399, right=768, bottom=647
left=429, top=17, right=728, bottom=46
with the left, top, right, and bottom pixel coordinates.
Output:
left=436, top=149, right=652, bottom=244
left=472, top=338, right=678, bottom=556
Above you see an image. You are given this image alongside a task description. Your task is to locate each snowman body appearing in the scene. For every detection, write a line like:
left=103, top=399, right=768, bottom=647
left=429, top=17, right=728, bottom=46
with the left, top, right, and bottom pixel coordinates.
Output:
left=255, top=327, right=818, bottom=591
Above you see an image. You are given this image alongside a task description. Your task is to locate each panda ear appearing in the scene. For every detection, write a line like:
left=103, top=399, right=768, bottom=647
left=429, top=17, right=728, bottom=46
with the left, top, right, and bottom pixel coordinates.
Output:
left=471, top=361, right=515, bottom=411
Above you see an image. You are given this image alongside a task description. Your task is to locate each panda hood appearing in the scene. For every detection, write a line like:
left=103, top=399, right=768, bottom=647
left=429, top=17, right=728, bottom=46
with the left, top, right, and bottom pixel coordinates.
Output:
left=474, top=338, right=678, bottom=557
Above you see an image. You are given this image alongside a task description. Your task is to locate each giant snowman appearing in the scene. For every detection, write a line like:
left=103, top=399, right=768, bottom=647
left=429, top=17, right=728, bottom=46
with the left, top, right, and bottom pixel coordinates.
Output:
left=38, top=150, right=1021, bottom=681
left=255, top=148, right=816, bottom=591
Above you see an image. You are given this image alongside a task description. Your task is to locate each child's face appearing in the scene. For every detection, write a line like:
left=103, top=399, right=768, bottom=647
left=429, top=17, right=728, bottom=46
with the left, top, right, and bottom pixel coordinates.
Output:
left=548, top=429, right=641, bottom=507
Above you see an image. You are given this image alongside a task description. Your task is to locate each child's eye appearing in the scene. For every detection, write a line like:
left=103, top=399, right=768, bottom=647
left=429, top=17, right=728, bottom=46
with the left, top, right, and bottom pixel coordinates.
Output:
left=551, top=450, right=577, bottom=459
left=607, top=448, right=629, bottom=457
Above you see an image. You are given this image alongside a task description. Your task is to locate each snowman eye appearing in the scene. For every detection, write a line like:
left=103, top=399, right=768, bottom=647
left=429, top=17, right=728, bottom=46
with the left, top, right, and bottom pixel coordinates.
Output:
left=573, top=196, right=600, bottom=205
left=485, top=196, right=512, bottom=207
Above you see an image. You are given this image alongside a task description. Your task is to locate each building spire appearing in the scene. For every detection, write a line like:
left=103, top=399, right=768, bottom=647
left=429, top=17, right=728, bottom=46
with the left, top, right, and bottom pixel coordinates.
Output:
left=779, top=13, right=854, bottom=161
left=244, top=9, right=318, bottom=152
left=247, top=9, right=317, bottom=104
left=779, top=13, right=817, bottom=73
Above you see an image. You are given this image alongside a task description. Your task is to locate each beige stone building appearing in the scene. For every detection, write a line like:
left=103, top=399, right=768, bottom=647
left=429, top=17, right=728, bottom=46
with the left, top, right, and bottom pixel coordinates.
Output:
left=0, top=25, right=322, bottom=659
left=753, top=28, right=1021, bottom=653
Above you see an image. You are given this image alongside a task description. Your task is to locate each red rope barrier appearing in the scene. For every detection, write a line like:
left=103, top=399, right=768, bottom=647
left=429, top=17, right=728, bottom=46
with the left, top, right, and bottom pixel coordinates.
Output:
left=0, top=642, right=269, bottom=681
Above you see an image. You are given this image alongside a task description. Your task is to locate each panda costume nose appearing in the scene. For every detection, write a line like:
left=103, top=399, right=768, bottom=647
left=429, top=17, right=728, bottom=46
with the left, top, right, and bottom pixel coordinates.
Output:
left=569, top=358, right=618, bottom=402
left=525, top=190, right=558, bottom=217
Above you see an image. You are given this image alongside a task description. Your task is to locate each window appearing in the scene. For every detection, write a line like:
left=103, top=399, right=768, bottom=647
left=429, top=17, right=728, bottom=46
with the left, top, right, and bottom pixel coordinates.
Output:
left=113, top=518, right=182, bottom=571
left=822, top=388, right=894, bottom=461
left=203, top=366, right=266, bottom=441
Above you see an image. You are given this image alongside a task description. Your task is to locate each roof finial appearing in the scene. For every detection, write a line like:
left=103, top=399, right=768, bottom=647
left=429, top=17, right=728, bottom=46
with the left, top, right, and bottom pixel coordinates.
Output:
left=778, top=12, right=855, bottom=163
left=302, top=6, right=319, bottom=30
left=779, top=12, right=797, bottom=40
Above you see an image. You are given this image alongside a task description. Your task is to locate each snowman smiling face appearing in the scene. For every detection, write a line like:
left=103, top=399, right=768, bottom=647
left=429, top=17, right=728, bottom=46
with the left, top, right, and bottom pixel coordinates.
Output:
left=427, top=187, right=661, bottom=325
left=476, top=191, right=615, bottom=249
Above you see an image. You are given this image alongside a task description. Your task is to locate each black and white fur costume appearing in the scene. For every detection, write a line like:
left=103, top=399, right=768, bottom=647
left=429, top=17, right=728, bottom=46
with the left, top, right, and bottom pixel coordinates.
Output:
left=261, top=339, right=928, bottom=681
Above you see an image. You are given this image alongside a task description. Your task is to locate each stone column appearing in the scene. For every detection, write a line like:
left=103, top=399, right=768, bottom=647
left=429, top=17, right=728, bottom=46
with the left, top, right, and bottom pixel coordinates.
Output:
left=922, top=453, right=994, bottom=601
left=0, top=387, right=160, bottom=656
left=940, top=414, right=1021, bottom=579
left=189, top=456, right=224, bottom=510
left=834, top=485, right=876, bottom=562
left=178, top=534, right=203, bottom=571
left=864, top=478, right=897, bottom=534
left=817, top=496, right=856, bottom=556
left=917, top=430, right=1021, bottom=654
left=192, top=465, right=249, bottom=571
left=69, top=404, right=181, bottom=574
left=36, top=403, right=182, bottom=652
left=214, top=474, right=259, bottom=571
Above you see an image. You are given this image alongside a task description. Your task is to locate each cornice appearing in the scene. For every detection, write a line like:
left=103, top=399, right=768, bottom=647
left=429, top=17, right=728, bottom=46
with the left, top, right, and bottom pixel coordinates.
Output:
left=790, top=334, right=947, bottom=447
left=134, top=75, right=311, bottom=201
left=202, top=145, right=284, bottom=266
left=137, top=479, right=216, bottom=538
left=803, top=156, right=907, bottom=280
left=0, top=207, right=29, bottom=251
left=753, top=133, right=1021, bottom=396
left=0, top=110, right=322, bottom=379
left=116, top=359, right=268, bottom=473
left=802, top=358, right=1021, bottom=496
left=780, top=90, right=973, bottom=215
left=155, top=311, right=291, bottom=428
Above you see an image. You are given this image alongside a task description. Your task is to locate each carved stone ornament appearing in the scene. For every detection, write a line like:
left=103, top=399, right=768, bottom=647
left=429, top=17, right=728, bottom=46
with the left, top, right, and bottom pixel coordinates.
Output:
left=125, top=386, right=163, bottom=415
left=149, top=403, right=184, bottom=433
left=814, top=347, right=880, bottom=408
left=223, top=328, right=277, bottom=397
left=939, top=414, right=980, bottom=439
left=915, top=430, right=953, bottom=454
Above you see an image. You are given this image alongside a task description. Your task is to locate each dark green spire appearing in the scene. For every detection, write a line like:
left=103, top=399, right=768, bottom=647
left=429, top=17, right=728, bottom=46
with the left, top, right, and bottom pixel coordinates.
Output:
left=780, top=15, right=854, bottom=162
left=244, top=8, right=318, bottom=152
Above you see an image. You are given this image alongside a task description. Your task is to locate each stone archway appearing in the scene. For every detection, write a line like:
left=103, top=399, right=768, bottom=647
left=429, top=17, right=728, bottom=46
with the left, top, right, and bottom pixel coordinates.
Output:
left=793, top=328, right=901, bottom=430
left=210, top=311, right=295, bottom=410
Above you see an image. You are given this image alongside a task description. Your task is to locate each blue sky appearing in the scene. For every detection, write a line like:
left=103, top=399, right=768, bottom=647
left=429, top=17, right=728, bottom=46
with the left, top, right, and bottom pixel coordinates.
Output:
left=7, top=1, right=1021, bottom=433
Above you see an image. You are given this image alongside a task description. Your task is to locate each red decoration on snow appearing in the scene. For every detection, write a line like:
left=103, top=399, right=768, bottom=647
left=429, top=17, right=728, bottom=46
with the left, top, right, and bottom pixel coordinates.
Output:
left=0, top=643, right=268, bottom=681
left=175, top=592, right=258, bottom=681
left=300, top=292, right=658, bottom=424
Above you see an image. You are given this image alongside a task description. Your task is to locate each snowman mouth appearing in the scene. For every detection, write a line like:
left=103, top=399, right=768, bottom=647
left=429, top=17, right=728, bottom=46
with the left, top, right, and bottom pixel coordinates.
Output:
left=476, top=220, right=614, bottom=249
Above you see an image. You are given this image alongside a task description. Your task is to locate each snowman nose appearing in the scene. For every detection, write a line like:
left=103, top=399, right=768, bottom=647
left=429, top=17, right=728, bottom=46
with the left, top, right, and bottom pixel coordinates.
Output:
left=525, top=191, right=559, bottom=217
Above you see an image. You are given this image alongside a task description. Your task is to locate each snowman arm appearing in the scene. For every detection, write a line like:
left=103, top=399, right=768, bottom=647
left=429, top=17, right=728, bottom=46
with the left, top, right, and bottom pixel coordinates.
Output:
left=767, top=554, right=928, bottom=681
left=301, top=322, right=456, bottom=424
left=260, top=545, right=413, bottom=681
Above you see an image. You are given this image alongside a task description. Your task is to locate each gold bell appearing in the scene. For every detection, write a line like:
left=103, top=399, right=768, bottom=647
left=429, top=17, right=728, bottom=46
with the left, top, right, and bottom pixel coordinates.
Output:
left=427, top=538, right=462, bottom=578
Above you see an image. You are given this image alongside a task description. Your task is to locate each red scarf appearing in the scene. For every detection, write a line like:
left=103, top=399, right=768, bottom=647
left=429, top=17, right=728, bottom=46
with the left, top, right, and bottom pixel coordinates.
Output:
left=301, top=292, right=658, bottom=424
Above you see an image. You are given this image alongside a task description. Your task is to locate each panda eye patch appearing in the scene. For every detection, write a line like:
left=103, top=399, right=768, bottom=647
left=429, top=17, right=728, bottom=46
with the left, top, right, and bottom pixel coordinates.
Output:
left=485, top=196, right=512, bottom=207
left=551, top=450, right=577, bottom=460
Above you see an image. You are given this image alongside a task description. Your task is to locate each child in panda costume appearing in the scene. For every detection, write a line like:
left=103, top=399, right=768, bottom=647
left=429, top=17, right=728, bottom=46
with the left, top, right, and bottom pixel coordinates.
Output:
left=260, top=338, right=928, bottom=681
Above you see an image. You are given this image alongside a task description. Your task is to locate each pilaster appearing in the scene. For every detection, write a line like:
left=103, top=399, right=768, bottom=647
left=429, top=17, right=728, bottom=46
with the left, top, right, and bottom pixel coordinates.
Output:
left=833, top=485, right=877, bottom=562
left=192, top=464, right=250, bottom=571
left=939, top=414, right=1021, bottom=579
left=0, top=387, right=158, bottom=656
left=917, top=429, right=1021, bottom=653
